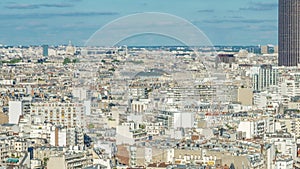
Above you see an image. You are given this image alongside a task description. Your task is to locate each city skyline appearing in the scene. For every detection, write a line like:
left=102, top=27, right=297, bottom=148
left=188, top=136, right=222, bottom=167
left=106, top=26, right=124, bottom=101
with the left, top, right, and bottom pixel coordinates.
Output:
left=2, top=1, right=300, bottom=168
left=0, top=0, right=278, bottom=46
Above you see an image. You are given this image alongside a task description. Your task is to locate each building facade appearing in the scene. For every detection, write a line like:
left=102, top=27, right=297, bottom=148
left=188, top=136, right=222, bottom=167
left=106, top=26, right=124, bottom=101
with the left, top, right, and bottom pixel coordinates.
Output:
left=278, top=0, right=300, bottom=66
left=30, top=102, right=85, bottom=128
left=252, top=65, right=278, bottom=92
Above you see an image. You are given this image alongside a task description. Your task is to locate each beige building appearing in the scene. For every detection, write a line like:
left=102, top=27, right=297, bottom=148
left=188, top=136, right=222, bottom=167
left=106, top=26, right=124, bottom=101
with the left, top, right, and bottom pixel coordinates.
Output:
left=47, top=151, right=93, bottom=169
left=14, top=139, right=28, bottom=152
left=0, top=112, right=8, bottom=124
left=261, top=45, right=269, bottom=54
left=238, top=88, right=253, bottom=106
left=205, top=150, right=263, bottom=169
left=288, top=101, right=300, bottom=110
left=34, top=147, right=65, bottom=165
left=279, top=118, right=300, bottom=137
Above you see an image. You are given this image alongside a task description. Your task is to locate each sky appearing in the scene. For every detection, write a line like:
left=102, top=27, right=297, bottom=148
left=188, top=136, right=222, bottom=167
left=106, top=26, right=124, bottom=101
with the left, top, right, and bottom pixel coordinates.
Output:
left=0, top=0, right=278, bottom=46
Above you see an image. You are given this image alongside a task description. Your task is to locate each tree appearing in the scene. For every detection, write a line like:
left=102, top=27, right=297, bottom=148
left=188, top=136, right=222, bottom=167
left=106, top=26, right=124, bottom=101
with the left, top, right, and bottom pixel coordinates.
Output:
left=43, top=157, right=49, bottom=166
left=72, top=58, right=79, bottom=63
left=108, top=68, right=115, bottom=72
left=88, top=123, right=94, bottom=129
left=10, top=58, right=21, bottom=64
left=139, top=124, right=146, bottom=129
left=63, top=58, right=71, bottom=65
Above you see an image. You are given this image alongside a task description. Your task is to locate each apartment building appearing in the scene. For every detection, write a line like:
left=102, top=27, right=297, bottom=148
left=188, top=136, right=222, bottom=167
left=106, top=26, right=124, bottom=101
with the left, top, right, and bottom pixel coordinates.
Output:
left=30, top=102, right=85, bottom=128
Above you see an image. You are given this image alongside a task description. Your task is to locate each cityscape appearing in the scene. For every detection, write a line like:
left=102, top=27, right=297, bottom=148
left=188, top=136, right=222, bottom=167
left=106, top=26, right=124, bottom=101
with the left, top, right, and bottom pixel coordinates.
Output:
left=0, top=0, right=299, bottom=169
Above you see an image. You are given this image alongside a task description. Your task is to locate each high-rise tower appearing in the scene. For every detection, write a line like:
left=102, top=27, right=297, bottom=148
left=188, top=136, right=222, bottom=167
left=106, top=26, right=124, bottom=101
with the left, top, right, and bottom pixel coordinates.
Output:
left=42, top=45, right=48, bottom=57
left=278, top=0, right=300, bottom=66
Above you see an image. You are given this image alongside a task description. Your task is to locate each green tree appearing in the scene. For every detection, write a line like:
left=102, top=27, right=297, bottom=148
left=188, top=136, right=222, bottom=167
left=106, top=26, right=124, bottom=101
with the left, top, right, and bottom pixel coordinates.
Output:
left=43, top=157, right=49, bottom=166
left=10, top=58, right=21, bottom=63
left=63, top=58, right=71, bottom=65
left=72, top=58, right=79, bottom=63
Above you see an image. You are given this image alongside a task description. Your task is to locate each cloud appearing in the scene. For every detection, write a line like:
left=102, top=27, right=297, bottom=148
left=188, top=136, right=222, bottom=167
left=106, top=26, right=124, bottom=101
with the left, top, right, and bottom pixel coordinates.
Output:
left=0, top=12, right=119, bottom=19
left=239, top=2, right=278, bottom=11
left=257, top=25, right=278, bottom=31
left=202, top=18, right=276, bottom=24
left=228, top=16, right=244, bottom=19
left=197, top=9, right=214, bottom=13
left=5, top=3, right=74, bottom=9
left=56, top=12, right=119, bottom=17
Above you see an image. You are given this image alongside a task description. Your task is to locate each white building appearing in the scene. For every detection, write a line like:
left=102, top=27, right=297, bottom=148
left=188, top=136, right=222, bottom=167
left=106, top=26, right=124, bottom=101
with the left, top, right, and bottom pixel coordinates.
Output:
left=251, top=65, right=278, bottom=92
left=280, top=79, right=300, bottom=98
left=173, top=112, right=194, bottom=129
left=157, top=111, right=195, bottom=129
left=116, top=125, right=134, bottom=145
left=84, top=100, right=91, bottom=115
left=275, top=157, right=293, bottom=169
left=50, top=126, right=67, bottom=147
left=30, top=102, right=85, bottom=128
left=72, top=87, right=87, bottom=101
left=9, top=101, right=23, bottom=124
left=131, top=99, right=150, bottom=113
left=265, top=144, right=276, bottom=169
left=129, top=87, right=148, bottom=99
left=116, top=124, right=147, bottom=145
left=265, top=132, right=296, bottom=160
left=67, top=127, right=84, bottom=146
left=145, top=122, right=163, bottom=136
left=237, top=119, right=266, bottom=139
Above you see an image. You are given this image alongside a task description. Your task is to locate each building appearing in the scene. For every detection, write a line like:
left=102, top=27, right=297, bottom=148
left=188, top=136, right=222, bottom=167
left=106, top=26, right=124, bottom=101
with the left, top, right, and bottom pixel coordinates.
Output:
left=237, top=87, right=253, bottom=106
left=280, top=75, right=300, bottom=97
left=0, top=112, right=8, bottom=124
left=275, top=156, right=293, bottom=169
left=50, top=126, right=67, bottom=147
left=84, top=100, right=91, bottom=116
left=66, top=41, right=75, bottom=55
left=67, top=127, right=84, bottom=146
left=217, top=54, right=235, bottom=64
left=14, top=139, right=28, bottom=152
left=131, top=99, right=150, bottom=113
left=8, top=101, right=23, bottom=124
left=129, top=87, right=148, bottom=100
left=116, top=125, right=147, bottom=145
left=157, top=111, right=195, bottom=130
left=252, top=65, right=278, bottom=92
left=30, top=102, right=85, bottom=128
left=278, top=0, right=300, bottom=66
left=47, top=151, right=93, bottom=169
left=274, top=45, right=279, bottom=53
left=261, top=45, right=268, bottom=54
left=173, top=112, right=194, bottom=129
left=265, top=132, right=296, bottom=159
left=261, top=45, right=275, bottom=54
left=0, top=137, right=13, bottom=165
left=72, top=87, right=88, bottom=101
left=237, top=119, right=266, bottom=139
left=42, top=45, right=48, bottom=57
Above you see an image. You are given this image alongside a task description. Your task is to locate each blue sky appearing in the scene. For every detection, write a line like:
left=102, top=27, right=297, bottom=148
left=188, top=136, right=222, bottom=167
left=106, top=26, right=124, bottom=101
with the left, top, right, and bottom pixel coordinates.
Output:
left=0, top=0, right=278, bottom=46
